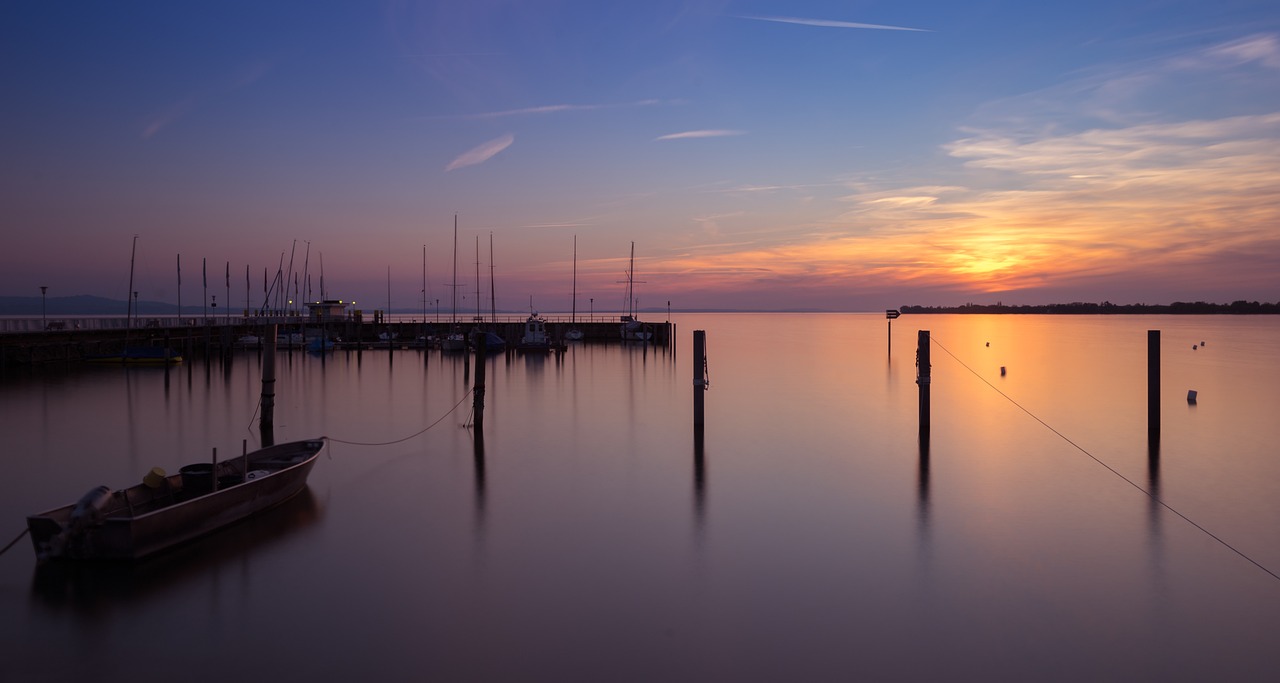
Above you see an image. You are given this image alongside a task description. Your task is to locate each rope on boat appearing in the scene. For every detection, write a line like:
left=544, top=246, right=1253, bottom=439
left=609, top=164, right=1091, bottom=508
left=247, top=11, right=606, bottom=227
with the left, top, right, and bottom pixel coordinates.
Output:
left=930, top=335, right=1280, bottom=584
left=323, top=389, right=473, bottom=447
left=0, top=528, right=29, bottom=557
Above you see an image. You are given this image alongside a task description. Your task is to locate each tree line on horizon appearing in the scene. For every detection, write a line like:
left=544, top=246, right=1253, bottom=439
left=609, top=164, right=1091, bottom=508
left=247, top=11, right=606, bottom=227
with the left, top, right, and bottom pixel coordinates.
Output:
left=899, top=300, right=1279, bottom=314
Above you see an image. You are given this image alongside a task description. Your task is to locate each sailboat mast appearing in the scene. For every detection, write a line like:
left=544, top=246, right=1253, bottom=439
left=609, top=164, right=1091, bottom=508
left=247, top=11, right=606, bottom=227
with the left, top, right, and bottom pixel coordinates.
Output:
left=628, top=241, right=635, bottom=318
left=451, top=214, right=458, bottom=325
left=489, top=232, right=497, bottom=323
left=127, top=235, right=138, bottom=325
left=576, top=235, right=581, bottom=323
left=475, top=235, right=481, bottom=322
left=126, top=235, right=138, bottom=331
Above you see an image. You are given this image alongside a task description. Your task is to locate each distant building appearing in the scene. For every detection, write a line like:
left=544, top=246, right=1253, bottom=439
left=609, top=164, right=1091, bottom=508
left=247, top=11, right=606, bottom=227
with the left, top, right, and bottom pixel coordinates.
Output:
left=305, top=300, right=352, bottom=323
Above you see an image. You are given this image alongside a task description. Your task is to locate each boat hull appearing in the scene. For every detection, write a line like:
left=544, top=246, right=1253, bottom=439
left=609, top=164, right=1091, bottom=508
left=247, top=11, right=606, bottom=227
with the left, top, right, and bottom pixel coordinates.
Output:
left=27, top=439, right=324, bottom=561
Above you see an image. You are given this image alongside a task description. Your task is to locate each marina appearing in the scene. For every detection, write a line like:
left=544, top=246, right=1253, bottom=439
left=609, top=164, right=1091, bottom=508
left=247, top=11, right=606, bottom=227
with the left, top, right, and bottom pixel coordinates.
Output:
left=0, top=314, right=673, bottom=368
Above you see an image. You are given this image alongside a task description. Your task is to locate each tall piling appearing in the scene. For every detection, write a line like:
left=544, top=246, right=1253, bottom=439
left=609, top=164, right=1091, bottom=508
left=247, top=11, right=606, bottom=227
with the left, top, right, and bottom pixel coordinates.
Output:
left=1148, top=330, right=1160, bottom=438
left=917, top=330, right=931, bottom=432
left=693, top=330, right=707, bottom=428
left=260, top=323, right=277, bottom=446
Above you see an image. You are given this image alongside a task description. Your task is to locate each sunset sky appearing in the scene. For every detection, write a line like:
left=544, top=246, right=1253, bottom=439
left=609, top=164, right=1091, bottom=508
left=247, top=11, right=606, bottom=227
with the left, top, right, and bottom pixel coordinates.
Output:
left=3, top=1, right=1278, bottom=312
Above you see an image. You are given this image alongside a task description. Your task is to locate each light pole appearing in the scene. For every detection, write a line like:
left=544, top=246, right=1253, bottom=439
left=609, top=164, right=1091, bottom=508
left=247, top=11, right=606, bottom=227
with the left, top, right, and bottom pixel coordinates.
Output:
left=590, top=298, right=593, bottom=322
left=40, top=286, right=47, bottom=329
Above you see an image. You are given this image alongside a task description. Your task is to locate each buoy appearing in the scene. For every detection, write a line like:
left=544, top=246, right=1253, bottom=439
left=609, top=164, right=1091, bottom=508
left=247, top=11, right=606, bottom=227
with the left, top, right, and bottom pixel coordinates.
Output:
left=1193, top=344, right=1197, bottom=350
left=1000, top=366, right=1006, bottom=376
left=1187, top=390, right=1198, bottom=403
left=985, top=342, right=990, bottom=347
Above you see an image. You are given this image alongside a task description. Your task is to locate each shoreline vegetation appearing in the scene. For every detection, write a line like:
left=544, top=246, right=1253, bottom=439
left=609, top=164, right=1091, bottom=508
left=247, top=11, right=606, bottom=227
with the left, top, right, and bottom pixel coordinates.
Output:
left=901, top=301, right=1279, bottom=314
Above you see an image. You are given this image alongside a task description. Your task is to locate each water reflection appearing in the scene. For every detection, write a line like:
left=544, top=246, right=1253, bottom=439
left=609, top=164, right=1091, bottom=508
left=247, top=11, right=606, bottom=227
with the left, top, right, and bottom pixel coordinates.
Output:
left=917, top=430, right=930, bottom=535
left=472, top=428, right=486, bottom=530
left=693, top=425, right=706, bottom=538
left=29, top=488, right=322, bottom=615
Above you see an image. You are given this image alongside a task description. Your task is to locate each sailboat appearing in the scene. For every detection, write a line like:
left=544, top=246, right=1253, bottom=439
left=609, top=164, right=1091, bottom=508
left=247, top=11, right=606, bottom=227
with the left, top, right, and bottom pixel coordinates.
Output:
left=87, top=236, right=183, bottom=364
left=619, top=241, right=651, bottom=341
left=564, top=235, right=584, bottom=341
left=440, top=214, right=467, bottom=352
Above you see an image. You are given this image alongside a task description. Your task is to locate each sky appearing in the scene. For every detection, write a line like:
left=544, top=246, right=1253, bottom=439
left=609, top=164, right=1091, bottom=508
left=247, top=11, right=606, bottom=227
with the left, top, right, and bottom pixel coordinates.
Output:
left=3, top=0, right=1278, bottom=312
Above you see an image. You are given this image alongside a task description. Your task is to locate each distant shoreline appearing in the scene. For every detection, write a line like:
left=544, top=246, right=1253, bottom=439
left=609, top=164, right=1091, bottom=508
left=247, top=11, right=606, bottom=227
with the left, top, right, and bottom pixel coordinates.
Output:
left=900, top=301, right=1279, bottom=314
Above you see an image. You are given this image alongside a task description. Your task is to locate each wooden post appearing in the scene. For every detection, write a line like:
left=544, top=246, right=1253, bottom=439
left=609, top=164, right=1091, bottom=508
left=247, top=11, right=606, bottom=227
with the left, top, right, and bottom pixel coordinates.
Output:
left=693, top=330, right=707, bottom=427
left=917, top=330, right=930, bottom=432
left=260, top=323, right=277, bottom=446
left=211, top=447, right=218, bottom=492
left=242, top=439, right=249, bottom=483
left=471, top=329, right=486, bottom=431
left=1148, top=330, right=1160, bottom=437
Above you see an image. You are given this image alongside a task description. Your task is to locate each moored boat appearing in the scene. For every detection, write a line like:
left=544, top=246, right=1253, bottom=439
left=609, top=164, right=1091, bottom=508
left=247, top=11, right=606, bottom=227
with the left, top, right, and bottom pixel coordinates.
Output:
left=27, top=439, right=326, bottom=562
left=517, top=312, right=554, bottom=351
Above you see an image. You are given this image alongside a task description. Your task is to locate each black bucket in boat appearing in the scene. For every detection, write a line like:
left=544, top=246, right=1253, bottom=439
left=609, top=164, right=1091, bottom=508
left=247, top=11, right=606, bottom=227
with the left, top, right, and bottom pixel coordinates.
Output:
left=179, top=463, right=214, bottom=495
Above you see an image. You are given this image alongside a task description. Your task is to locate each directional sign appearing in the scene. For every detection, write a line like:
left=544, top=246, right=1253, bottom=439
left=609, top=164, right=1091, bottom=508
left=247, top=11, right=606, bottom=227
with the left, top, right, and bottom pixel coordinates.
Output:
left=886, top=309, right=901, bottom=319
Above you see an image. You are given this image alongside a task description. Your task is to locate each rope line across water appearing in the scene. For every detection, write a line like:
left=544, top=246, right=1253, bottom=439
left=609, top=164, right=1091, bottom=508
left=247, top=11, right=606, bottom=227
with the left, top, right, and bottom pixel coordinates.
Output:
left=930, top=335, right=1280, bottom=584
left=323, top=389, right=473, bottom=447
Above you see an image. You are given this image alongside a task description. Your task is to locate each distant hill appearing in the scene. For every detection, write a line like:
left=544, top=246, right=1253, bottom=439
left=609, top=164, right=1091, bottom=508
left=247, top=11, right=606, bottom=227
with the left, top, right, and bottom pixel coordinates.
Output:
left=0, top=295, right=179, bottom=316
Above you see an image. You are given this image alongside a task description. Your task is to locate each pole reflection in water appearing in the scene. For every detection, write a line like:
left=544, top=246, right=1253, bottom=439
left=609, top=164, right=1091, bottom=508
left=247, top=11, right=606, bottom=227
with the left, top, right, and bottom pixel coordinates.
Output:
left=693, top=425, right=706, bottom=540
left=473, top=428, right=486, bottom=531
left=917, top=430, right=930, bottom=536
left=1147, top=435, right=1164, bottom=579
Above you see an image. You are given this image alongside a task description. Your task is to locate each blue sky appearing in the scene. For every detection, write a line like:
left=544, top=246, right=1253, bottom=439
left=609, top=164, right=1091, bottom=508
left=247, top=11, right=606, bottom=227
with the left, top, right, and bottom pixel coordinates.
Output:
left=3, top=1, right=1278, bottom=312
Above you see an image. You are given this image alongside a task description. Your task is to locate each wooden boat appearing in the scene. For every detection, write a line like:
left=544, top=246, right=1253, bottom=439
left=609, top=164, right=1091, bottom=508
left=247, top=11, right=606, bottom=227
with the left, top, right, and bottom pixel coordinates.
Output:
left=27, top=438, right=325, bottom=562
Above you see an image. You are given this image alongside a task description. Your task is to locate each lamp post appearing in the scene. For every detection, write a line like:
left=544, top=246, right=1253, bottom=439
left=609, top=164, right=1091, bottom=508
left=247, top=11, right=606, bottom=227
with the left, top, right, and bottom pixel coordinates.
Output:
left=590, top=297, right=594, bottom=322
left=40, top=286, right=47, bottom=329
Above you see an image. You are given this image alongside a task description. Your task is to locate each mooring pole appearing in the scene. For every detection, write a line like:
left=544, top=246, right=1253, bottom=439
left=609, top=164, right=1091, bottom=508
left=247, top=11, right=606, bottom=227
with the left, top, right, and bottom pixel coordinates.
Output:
left=885, top=309, right=901, bottom=358
left=917, top=330, right=931, bottom=432
left=693, top=330, right=707, bottom=427
left=260, top=323, right=277, bottom=446
left=1148, top=330, right=1160, bottom=437
left=471, top=329, right=486, bottom=431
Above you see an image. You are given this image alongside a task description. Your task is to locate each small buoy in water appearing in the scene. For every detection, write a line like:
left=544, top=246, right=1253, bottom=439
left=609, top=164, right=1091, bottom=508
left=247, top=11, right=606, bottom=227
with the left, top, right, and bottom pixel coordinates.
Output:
left=1193, top=344, right=1197, bottom=350
left=1000, top=366, right=1006, bottom=376
left=1187, top=390, right=1198, bottom=403
left=1201, top=341, right=1206, bottom=346
left=985, top=342, right=990, bottom=347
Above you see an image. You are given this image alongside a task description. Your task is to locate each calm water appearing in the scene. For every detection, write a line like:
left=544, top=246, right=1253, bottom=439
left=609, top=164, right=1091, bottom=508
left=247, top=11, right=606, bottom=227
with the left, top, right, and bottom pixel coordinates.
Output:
left=2, top=314, right=1278, bottom=681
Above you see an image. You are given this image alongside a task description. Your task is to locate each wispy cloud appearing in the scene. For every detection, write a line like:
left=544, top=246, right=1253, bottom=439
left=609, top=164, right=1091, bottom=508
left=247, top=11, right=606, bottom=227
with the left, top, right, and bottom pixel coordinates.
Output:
left=655, top=129, right=745, bottom=141
left=735, top=15, right=932, bottom=33
left=141, top=61, right=271, bottom=139
left=446, top=133, right=515, bottom=171
left=432, top=99, right=664, bottom=121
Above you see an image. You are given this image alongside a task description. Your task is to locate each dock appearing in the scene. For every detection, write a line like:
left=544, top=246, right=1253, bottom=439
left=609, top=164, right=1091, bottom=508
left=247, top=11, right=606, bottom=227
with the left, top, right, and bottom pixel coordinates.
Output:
left=0, top=314, right=673, bottom=368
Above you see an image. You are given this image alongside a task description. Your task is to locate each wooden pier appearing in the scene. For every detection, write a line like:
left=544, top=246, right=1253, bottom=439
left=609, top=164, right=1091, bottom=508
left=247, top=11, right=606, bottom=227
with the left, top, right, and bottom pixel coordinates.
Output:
left=0, top=315, right=673, bottom=368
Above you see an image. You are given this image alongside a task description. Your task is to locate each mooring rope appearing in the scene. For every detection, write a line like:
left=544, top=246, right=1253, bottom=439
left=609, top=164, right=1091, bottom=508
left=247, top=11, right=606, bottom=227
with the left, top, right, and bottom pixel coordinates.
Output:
left=323, top=389, right=473, bottom=447
left=930, top=335, right=1280, bottom=584
left=0, top=528, right=29, bottom=557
